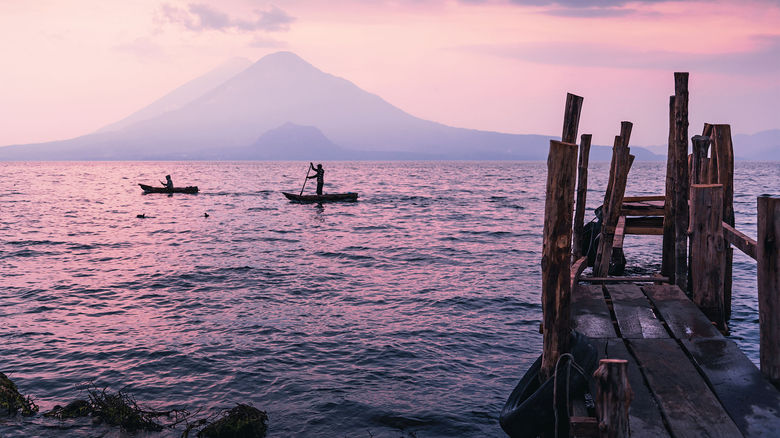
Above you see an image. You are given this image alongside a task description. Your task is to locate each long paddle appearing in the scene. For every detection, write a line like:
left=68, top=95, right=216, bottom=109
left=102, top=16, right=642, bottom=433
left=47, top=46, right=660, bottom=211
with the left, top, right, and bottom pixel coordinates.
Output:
left=299, top=164, right=312, bottom=195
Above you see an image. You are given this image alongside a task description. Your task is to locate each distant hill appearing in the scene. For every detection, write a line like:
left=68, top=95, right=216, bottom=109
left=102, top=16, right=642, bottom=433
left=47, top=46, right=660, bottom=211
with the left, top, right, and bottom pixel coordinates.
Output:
left=733, top=130, right=780, bottom=160
left=0, top=51, right=664, bottom=161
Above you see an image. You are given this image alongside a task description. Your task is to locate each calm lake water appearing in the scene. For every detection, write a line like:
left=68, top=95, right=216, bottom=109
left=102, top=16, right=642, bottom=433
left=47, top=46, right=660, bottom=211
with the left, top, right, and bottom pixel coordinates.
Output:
left=0, top=161, right=777, bottom=437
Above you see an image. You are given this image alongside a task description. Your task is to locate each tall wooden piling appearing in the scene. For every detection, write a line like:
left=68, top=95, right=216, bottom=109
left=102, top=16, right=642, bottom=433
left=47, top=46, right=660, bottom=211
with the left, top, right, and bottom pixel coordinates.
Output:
left=662, top=96, right=676, bottom=281
left=711, top=125, right=735, bottom=320
left=690, top=184, right=726, bottom=330
left=573, top=134, right=592, bottom=258
left=672, top=73, right=690, bottom=292
left=595, top=124, right=633, bottom=277
left=562, top=93, right=583, bottom=144
left=540, top=140, right=578, bottom=380
left=757, top=195, right=780, bottom=386
left=594, top=359, right=632, bottom=438
left=691, top=136, right=710, bottom=186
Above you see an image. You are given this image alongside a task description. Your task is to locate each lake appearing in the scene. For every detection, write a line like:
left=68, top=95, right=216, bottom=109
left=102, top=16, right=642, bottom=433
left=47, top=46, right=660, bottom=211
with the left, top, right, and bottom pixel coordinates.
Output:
left=0, top=161, right=776, bottom=437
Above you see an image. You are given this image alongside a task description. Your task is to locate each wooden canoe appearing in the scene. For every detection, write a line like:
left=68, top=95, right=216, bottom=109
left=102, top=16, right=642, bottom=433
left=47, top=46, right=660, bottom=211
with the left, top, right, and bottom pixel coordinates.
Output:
left=139, top=184, right=199, bottom=194
left=282, top=192, right=358, bottom=203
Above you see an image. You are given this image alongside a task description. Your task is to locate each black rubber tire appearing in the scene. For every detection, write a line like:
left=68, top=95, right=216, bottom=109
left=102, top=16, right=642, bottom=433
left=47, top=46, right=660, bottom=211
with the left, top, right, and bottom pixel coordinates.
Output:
left=499, top=330, right=598, bottom=438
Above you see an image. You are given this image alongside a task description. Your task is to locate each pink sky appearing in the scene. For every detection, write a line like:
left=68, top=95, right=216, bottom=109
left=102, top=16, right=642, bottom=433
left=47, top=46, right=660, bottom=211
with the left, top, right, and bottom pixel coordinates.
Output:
left=0, top=0, right=778, bottom=147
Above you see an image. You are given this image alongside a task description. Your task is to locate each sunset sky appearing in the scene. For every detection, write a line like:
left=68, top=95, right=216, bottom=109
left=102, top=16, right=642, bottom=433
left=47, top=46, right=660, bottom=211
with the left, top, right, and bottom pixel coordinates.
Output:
left=1, top=0, right=778, bottom=148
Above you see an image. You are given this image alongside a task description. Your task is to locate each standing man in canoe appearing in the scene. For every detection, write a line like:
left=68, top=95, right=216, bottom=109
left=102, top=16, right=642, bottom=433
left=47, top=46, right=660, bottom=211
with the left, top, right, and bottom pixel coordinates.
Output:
left=307, top=163, right=324, bottom=195
left=160, top=175, right=173, bottom=189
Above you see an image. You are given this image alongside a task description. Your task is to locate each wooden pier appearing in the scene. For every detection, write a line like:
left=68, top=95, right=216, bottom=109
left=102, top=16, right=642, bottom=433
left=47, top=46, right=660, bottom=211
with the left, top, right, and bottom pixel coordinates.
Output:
left=529, top=74, right=780, bottom=437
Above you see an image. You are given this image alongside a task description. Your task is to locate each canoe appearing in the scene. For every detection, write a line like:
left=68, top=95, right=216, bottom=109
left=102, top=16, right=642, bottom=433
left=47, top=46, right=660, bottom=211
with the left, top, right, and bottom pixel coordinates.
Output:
left=139, top=184, right=199, bottom=194
left=282, top=192, right=358, bottom=203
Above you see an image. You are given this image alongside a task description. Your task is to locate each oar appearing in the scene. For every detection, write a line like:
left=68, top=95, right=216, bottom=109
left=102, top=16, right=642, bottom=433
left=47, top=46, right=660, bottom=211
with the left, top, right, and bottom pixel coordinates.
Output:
left=299, top=164, right=311, bottom=196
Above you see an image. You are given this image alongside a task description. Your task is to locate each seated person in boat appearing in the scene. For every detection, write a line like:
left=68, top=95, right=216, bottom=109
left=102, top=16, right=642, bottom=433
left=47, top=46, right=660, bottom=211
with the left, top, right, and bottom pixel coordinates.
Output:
left=160, top=175, right=173, bottom=189
left=308, top=163, right=324, bottom=195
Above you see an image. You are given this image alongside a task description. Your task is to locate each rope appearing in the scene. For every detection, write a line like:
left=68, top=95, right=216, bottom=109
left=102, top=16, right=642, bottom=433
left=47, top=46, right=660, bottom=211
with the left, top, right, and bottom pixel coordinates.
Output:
left=552, top=352, right=589, bottom=438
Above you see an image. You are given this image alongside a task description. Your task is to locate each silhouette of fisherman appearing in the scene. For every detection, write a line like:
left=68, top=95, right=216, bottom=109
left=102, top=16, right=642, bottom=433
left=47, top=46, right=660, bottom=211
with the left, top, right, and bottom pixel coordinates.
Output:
left=160, top=175, right=173, bottom=190
left=307, top=163, right=324, bottom=195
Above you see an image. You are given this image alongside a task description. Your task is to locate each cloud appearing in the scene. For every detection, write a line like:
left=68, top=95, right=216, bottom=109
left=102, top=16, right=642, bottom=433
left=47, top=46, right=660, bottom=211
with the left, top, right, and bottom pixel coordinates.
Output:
left=161, top=3, right=295, bottom=32
left=463, top=34, right=780, bottom=74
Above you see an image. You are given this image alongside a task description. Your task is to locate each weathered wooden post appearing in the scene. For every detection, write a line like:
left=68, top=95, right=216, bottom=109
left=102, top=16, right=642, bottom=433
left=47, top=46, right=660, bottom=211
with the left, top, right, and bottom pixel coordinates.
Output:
left=690, top=184, right=726, bottom=330
left=594, top=359, right=632, bottom=438
left=573, top=134, right=592, bottom=258
left=562, top=93, right=583, bottom=144
left=673, top=72, right=689, bottom=292
left=712, top=124, right=735, bottom=320
left=757, top=195, right=780, bottom=386
left=594, top=124, right=633, bottom=277
left=691, top=135, right=710, bottom=186
left=662, top=96, right=676, bottom=281
left=540, top=140, right=578, bottom=381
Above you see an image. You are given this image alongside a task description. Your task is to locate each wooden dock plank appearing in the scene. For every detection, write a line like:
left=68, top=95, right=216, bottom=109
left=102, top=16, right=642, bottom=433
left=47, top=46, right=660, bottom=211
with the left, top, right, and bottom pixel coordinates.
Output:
left=628, top=338, right=743, bottom=438
left=682, top=337, right=780, bottom=437
left=571, top=284, right=617, bottom=339
left=641, top=284, right=722, bottom=339
left=591, top=339, right=670, bottom=438
left=605, top=284, right=668, bottom=339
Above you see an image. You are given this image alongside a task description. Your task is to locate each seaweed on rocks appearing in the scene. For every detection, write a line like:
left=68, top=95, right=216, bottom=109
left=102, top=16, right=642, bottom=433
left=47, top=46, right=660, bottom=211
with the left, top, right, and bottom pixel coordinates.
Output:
left=183, top=404, right=268, bottom=438
left=43, top=399, right=91, bottom=419
left=0, top=372, right=39, bottom=416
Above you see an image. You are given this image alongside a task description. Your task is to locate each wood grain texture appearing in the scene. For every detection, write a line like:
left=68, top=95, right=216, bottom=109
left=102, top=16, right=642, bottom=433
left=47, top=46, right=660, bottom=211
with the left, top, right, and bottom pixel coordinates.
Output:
left=682, top=337, right=780, bottom=437
left=540, top=140, right=578, bottom=380
left=562, top=93, right=584, bottom=144
left=572, top=284, right=617, bottom=339
left=690, top=184, right=726, bottom=330
left=594, top=359, right=632, bottom=438
left=723, top=222, right=757, bottom=260
left=673, top=73, right=689, bottom=292
left=573, top=133, right=592, bottom=258
left=757, top=195, right=780, bottom=385
left=628, top=338, right=743, bottom=438
left=641, top=284, right=722, bottom=340
left=606, top=284, right=667, bottom=339
left=661, top=95, right=676, bottom=281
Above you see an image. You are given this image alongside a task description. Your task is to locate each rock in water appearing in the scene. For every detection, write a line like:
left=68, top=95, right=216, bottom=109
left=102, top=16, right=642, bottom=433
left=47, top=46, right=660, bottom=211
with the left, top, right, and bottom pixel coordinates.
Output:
left=198, top=404, right=268, bottom=438
left=0, top=372, right=38, bottom=416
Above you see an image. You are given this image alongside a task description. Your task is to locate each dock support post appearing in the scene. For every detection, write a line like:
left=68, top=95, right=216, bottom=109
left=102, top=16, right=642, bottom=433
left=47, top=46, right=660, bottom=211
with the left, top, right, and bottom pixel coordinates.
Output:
left=562, top=93, right=583, bottom=144
left=672, top=73, right=690, bottom=292
left=541, top=140, right=578, bottom=381
left=573, top=134, right=592, bottom=258
left=712, top=125, right=735, bottom=320
left=594, top=359, right=632, bottom=438
left=594, top=123, right=633, bottom=277
left=691, top=135, right=710, bottom=187
left=662, top=96, right=676, bottom=281
left=758, top=195, right=780, bottom=386
left=690, top=184, right=726, bottom=331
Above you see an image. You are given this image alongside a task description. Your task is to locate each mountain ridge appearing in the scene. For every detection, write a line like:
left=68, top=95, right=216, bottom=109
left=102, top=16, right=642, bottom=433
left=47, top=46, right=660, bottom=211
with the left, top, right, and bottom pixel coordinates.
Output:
left=0, top=52, right=666, bottom=161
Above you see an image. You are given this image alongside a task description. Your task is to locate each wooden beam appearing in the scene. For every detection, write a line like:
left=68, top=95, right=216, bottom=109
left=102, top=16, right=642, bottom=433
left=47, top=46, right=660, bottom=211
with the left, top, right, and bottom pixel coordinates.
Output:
left=582, top=276, right=670, bottom=283
left=573, top=133, right=592, bottom=258
left=690, top=184, right=726, bottom=331
left=673, top=72, right=690, bottom=292
left=571, top=255, right=588, bottom=289
left=594, top=359, right=632, bottom=438
left=562, top=92, right=584, bottom=144
left=723, top=222, right=757, bottom=260
left=622, top=195, right=666, bottom=202
left=757, top=195, right=780, bottom=386
left=540, top=139, right=578, bottom=380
